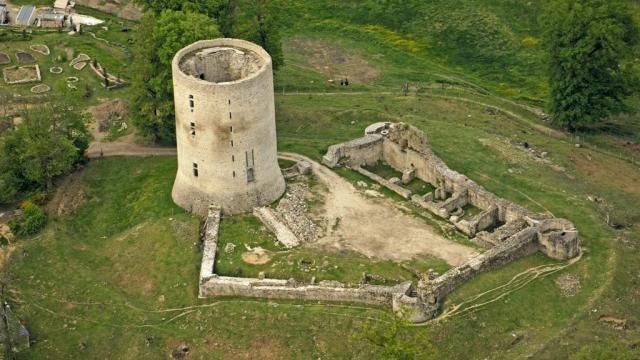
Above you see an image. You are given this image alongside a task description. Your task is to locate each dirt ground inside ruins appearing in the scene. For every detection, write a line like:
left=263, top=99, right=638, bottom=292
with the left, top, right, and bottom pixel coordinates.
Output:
left=280, top=153, right=479, bottom=266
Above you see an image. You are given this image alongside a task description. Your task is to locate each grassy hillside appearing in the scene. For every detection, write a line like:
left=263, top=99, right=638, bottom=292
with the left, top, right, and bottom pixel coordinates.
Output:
left=6, top=93, right=640, bottom=358
left=1, top=1, right=639, bottom=359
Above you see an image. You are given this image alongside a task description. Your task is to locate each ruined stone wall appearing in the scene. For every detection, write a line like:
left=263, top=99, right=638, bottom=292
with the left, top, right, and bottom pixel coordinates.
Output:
left=381, top=138, right=537, bottom=223
left=320, top=123, right=581, bottom=321
left=198, top=195, right=414, bottom=305
left=199, top=206, right=221, bottom=281
left=322, top=135, right=383, bottom=168
left=455, top=206, right=499, bottom=237
left=200, top=276, right=413, bottom=306
left=355, top=166, right=412, bottom=199
left=418, top=227, right=539, bottom=303
left=536, top=218, right=580, bottom=260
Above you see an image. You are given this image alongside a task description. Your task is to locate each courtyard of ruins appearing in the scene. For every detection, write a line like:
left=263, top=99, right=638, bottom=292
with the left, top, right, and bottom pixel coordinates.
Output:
left=198, top=122, right=579, bottom=322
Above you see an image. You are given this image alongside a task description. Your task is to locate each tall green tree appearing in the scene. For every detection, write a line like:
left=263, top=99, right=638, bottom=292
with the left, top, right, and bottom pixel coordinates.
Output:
left=131, top=10, right=221, bottom=143
left=542, top=0, right=639, bottom=132
left=0, top=145, right=19, bottom=204
left=134, top=0, right=235, bottom=36
left=1, top=103, right=89, bottom=193
left=234, top=0, right=284, bottom=69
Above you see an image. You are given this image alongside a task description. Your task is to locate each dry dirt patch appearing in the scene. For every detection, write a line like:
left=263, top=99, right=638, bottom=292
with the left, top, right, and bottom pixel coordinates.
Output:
left=75, top=0, right=143, bottom=20
left=571, top=150, right=640, bottom=194
left=86, top=98, right=129, bottom=140
left=279, top=153, right=478, bottom=266
left=0, top=53, right=10, bottom=65
left=46, top=170, right=86, bottom=217
left=15, top=51, right=36, bottom=63
left=285, top=37, right=379, bottom=83
left=241, top=247, right=272, bottom=265
left=3, top=65, right=40, bottom=84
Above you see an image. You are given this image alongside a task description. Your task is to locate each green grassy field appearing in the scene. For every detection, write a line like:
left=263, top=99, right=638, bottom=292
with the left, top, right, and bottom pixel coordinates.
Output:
left=7, top=93, right=639, bottom=357
left=1, top=0, right=639, bottom=359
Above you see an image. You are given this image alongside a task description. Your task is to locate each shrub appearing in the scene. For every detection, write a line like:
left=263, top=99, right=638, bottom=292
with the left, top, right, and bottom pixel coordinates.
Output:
left=11, top=204, right=47, bottom=237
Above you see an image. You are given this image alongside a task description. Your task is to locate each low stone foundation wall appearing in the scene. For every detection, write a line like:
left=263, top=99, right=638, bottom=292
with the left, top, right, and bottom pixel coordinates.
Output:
left=199, top=200, right=414, bottom=307
left=199, top=206, right=221, bottom=282
left=354, top=166, right=412, bottom=199
left=253, top=206, right=300, bottom=248
left=319, top=123, right=581, bottom=321
left=200, top=276, right=413, bottom=306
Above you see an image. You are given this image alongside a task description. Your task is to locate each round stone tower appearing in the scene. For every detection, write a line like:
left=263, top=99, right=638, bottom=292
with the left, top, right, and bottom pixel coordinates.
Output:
left=171, top=38, right=285, bottom=215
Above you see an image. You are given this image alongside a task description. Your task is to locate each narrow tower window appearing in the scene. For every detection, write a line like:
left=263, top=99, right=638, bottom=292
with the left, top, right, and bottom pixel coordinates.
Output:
left=192, top=163, right=199, bottom=177
left=230, top=126, right=233, bottom=133
left=190, top=122, right=196, bottom=136
left=229, top=112, right=232, bottom=119
left=245, top=149, right=255, bottom=183
left=189, top=95, right=194, bottom=112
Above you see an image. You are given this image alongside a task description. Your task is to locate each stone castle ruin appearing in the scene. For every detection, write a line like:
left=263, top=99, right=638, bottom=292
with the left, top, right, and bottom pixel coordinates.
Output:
left=173, top=39, right=579, bottom=322
left=322, top=122, right=580, bottom=320
left=171, top=39, right=285, bottom=215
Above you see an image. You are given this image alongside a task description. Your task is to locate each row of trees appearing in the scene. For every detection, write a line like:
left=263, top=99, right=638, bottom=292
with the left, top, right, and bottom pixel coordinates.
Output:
left=131, top=0, right=283, bottom=143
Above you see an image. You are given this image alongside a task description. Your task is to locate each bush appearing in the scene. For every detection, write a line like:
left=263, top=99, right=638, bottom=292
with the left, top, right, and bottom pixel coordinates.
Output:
left=11, top=204, right=47, bottom=237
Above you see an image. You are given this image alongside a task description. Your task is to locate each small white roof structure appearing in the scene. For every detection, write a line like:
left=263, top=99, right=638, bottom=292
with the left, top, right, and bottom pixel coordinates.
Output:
left=53, top=0, right=69, bottom=10
left=16, top=5, right=36, bottom=26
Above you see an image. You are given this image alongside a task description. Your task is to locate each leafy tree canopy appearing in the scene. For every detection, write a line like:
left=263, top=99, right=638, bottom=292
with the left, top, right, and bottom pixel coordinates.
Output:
left=542, top=0, right=639, bottom=131
left=131, top=10, right=222, bottom=143
left=131, top=2, right=284, bottom=143
left=0, top=103, right=89, bottom=198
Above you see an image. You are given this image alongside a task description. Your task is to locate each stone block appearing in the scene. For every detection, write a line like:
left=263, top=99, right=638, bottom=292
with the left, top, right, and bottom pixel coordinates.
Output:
left=296, top=160, right=312, bottom=175
left=402, top=167, right=416, bottom=184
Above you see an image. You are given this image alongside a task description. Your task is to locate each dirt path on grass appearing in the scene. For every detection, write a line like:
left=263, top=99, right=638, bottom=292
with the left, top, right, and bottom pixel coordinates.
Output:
left=87, top=135, right=177, bottom=158
left=279, top=152, right=478, bottom=266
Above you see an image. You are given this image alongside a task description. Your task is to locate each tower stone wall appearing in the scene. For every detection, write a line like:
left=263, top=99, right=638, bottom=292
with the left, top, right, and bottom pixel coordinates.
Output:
left=171, top=38, right=285, bottom=215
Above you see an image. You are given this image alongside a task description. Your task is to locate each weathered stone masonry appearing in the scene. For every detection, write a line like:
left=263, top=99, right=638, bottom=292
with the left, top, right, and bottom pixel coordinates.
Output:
left=171, top=39, right=286, bottom=216
left=322, top=122, right=580, bottom=321
left=198, top=206, right=414, bottom=306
